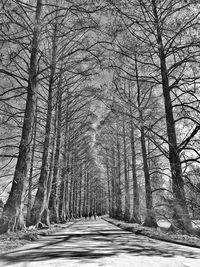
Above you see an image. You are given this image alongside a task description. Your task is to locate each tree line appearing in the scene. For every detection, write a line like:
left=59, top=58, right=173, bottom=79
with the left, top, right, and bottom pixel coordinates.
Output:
left=0, top=0, right=200, bottom=234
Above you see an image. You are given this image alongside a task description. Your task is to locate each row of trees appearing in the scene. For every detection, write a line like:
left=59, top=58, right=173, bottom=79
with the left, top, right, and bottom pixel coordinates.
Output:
left=0, top=0, right=200, bottom=234
left=0, top=0, right=107, bottom=233
left=96, top=0, right=200, bottom=232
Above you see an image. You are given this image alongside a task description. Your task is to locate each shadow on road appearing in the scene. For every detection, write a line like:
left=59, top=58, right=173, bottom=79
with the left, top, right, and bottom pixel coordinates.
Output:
left=1, top=220, right=200, bottom=265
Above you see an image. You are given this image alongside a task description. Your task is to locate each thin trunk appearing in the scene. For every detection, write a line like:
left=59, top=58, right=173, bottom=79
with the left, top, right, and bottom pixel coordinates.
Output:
left=41, top=104, right=57, bottom=226
left=69, top=160, right=74, bottom=219
left=86, top=172, right=90, bottom=215
left=141, top=126, right=157, bottom=227
left=106, top=157, right=111, bottom=216
left=135, top=54, right=157, bottom=227
left=123, top=118, right=130, bottom=221
left=116, top=125, right=122, bottom=219
left=90, top=178, right=93, bottom=215
left=73, top=169, right=78, bottom=218
left=83, top=170, right=87, bottom=217
left=0, top=0, right=42, bottom=233
left=78, top=171, right=82, bottom=218
left=130, top=123, right=141, bottom=223
left=49, top=77, right=62, bottom=223
left=59, top=116, right=69, bottom=221
left=111, top=146, right=116, bottom=217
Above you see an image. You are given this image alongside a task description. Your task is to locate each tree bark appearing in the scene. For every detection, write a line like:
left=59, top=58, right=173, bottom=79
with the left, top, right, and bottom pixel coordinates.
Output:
left=123, top=118, right=130, bottom=221
left=78, top=170, right=83, bottom=218
left=141, top=126, right=158, bottom=228
left=26, top=106, right=37, bottom=226
left=106, top=156, right=111, bottom=216
left=41, top=102, right=57, bottom=226
left=116, top=124, right=122, bottom=219
left=151, top=0, right=192, bottom=232
left=0, top=0, right=42, bottom=233
left=49, top=75, right=62, bottom=223
left=111, top=146, right=116, bottom=217
left=30, top=20, right=58, bottom=226
left=59, top=115, right=69, bottom=221
left=135, top=54, right=157, bottom=227
left=130, top=122, right=141, bottom=223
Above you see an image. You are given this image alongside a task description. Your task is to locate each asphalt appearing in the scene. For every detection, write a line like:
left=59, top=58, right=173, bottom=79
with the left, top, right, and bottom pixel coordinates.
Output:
left=0, top=218, right=200, bottom=267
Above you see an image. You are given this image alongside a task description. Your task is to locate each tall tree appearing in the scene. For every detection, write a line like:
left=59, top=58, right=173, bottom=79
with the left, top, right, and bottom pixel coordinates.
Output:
left=0, top=0, right=42, bottom=233
left=30, top=12, right=58, bottom=226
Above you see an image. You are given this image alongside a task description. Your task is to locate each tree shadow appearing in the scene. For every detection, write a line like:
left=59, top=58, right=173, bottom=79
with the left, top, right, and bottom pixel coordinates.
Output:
left=1, top=221, right=200, bottom=265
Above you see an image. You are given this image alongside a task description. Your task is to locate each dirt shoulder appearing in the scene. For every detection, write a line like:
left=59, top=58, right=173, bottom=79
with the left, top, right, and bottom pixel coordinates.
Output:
left=0, top=221, right=76, bottom=254
left=103, top=217, right=200, bottom=249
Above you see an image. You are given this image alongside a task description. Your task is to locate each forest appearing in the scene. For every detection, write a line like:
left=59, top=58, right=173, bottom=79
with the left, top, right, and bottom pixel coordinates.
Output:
left=0, top=0, right=200, bottom=235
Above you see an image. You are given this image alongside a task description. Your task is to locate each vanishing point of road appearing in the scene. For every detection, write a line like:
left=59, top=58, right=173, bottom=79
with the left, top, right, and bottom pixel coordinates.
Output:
left=0, top=218, right=200, bottom=267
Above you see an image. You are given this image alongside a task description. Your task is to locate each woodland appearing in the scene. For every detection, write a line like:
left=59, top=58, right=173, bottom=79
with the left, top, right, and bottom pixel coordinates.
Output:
left=0, top=0, right=200, bottom=235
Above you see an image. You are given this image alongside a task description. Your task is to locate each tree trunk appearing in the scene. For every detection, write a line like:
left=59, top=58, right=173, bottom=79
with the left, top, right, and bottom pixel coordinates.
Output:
left=69, top=160, right=74, bottom=220
left=41, top=103, right=57, bottom=226
left=106, top=157, right=111, bottom=216
left=111, top=146, right=116, bottom=217
left=152, top=0, right=192, bottom=232
left=86, top=172, right=90, bottom=216
left=116, top=124, right=122, bottom=219
left=59, top=115, right=69, bottom=221
left=49, top=77, right=62, bottom=223
left=30, top=21, right=58, bottom=227
left=73, top=167, right=78, bottom=218
left=26, top=106, right=37, bottom=226
left=78, top=170, right=83, bottom=218
left=83, top=170, right=87, bottom=217
left=135, top=53, right=157, bottom=227
left=0, top=0, right=42, bottom=233
left=130, top=123, right=141, bottom=223
left=123, top=118, right=130, bottom=222
left=141, top=126, right=158, bottom=228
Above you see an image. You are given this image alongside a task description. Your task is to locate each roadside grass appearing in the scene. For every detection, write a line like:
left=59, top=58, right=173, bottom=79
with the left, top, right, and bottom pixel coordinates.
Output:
left=103, top=217, right=200, bottom=248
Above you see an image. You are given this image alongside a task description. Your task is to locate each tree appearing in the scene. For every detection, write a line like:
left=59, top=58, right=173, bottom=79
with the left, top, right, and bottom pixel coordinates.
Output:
left=0, top=0, right=42, bottom=233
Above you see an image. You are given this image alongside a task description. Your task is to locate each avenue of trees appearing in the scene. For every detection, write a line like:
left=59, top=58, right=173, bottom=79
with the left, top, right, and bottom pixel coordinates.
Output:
left=0, top=0, right=200, bottom=234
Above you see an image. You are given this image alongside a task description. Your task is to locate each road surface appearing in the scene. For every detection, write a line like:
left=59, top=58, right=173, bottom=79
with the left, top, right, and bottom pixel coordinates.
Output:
left=0, top=218, right=200, bottom=267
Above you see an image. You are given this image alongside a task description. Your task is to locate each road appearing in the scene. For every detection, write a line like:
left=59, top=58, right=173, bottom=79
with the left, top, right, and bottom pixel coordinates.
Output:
left=0, top=218, right=200, bottom=267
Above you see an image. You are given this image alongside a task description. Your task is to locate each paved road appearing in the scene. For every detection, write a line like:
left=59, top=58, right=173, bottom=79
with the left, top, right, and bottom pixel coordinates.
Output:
left=1, top=219, right=200, bottom=267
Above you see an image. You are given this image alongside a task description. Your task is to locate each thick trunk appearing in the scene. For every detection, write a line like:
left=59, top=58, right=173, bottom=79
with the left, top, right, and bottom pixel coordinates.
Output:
left=26, top=110, right=37, bottom=226
left=30, top=21, right=58, bottom=226
left=162, top=76, right=191, bottom=231
left=152, top=0, right=192, bottom=232
left=0, top=0, right=42, bottom=233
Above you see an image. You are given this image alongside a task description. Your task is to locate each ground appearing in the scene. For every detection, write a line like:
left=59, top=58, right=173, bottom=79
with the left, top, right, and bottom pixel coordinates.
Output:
left=0, top=222, right=75, bottom=254
left=0, top=218, right=200, bottom=266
